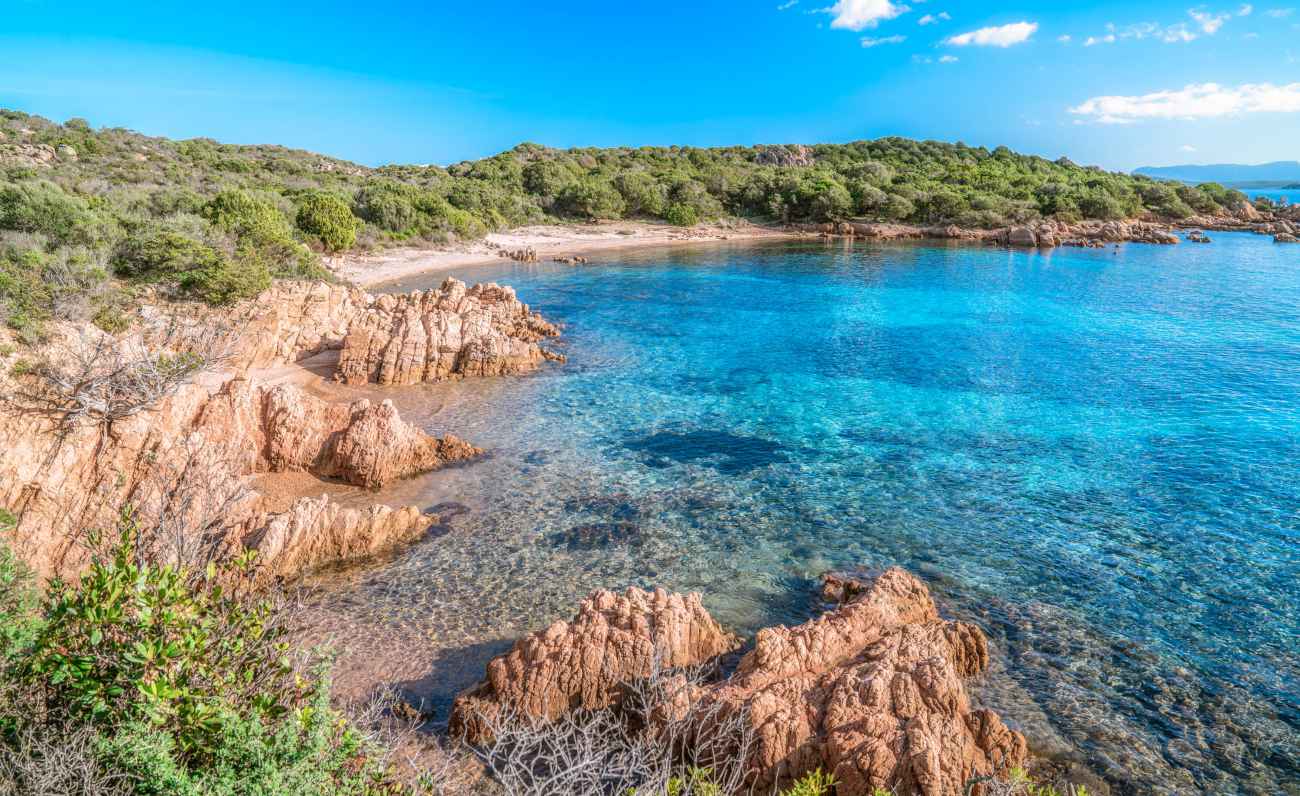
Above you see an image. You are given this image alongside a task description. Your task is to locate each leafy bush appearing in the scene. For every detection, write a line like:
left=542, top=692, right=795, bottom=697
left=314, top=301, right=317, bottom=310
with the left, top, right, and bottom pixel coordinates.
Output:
left=0, top=180, right=109, bottom=246
left=353, top=181, right=420, bottom=233
left=295, top=191, right=358, bottom=252
left=114, top=224, right=270, bottom=304
left=557, top=177, right=626, bottom=220
left=664, top=202, right=699, bottom=227
left=0, top=524, right=399, bottom=796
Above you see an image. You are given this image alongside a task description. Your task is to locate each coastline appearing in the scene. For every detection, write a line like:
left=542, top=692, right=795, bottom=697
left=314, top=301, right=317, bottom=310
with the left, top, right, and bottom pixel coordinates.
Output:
left=330, top=219, right=803, bottom=288
left=329, top=208, right=1297, bottom=290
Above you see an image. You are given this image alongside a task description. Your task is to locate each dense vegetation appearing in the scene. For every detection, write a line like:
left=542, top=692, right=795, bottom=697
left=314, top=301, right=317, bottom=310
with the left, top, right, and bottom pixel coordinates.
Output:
left=1, top=109, right=1252, bottom=343
left=0, top=519, right=404, bottom=795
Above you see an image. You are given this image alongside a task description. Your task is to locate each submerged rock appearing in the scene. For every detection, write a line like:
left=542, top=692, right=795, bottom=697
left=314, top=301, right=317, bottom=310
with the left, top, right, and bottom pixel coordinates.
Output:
left=449, top=568, right=1028, bottom=796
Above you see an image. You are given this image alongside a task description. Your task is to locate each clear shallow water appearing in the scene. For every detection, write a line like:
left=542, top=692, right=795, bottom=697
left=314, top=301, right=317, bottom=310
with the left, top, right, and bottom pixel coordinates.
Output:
left=303, top=234, right=1300, bottom=795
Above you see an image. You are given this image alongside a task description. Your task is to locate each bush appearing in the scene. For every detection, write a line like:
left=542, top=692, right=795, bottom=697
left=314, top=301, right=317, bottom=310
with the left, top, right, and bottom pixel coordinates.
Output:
left=557, top=177, right=626, bottom=220
left=114, top=224, right=270, bottom=305
left=615, top=171, right=668, bottom=217
left=0, top=524, right=398, bottom=795
left=353, top=182, right=419, bottom=233
left=664, top=202, right=699, bottom=227
left=295, top=192, right=358, bottom=252
left=0, top=181, right=108, bottom=246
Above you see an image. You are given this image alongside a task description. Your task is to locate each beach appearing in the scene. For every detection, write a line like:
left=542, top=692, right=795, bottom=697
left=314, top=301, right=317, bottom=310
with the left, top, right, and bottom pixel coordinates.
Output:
left=329, top=219, right=800, bottom=287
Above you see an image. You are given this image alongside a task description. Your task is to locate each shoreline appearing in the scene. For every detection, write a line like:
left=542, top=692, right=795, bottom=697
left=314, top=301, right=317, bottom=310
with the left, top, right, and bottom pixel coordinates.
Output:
left=329, top=210, right=1296, bottom=290
left=330, top=219, right=803, bottom=288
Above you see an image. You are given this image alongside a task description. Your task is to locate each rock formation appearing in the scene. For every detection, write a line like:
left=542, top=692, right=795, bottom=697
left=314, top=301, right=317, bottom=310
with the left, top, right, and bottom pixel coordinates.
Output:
left=147, top=277, right=564, bottom=386
left=335, top=279, right=562, bottom=386
left=450, top=587, right=741, bottom=743
left=449, top=568, right=1029, bottom=796
left=233, top=495, right=433, bottom=582
left=3, top=272, right=560, bottom=583
left=705, top=568, right=1028, bottom=795
left=0, top=342, right=477, bottom=581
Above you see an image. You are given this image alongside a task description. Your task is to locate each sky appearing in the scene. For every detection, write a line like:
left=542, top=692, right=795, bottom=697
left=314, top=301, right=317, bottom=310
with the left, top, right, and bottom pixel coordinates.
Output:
left=1, top=0, right=1298, bottom=171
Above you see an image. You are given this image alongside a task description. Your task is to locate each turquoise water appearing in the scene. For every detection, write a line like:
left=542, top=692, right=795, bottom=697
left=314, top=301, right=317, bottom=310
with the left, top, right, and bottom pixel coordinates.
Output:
left=1243, top=187, right=1300, bottom=204
left=306, top=233, right=1299, bottom=795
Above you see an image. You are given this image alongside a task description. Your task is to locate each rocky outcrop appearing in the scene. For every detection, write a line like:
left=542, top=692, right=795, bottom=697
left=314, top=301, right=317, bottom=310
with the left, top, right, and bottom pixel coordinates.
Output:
left=0, top=367, right=470, bottom=581
left=450, top=587, right=741, bottom=743
left=450, top=569, right=1028, bottom=796
left=195, top=379, right=481, bottom=489
left=705, top=568, right=1028, bottom=795
left=4, top=272, right=558, bottom=582
left=811, top=218, right=1206, bottom=248
left=146, top=277, right=564, bottom=386
left=143, top=281, right=370, bottom=371
left=234, top=495, right=433, bottom=582
left=755, top=144, right=816, bottom=168
left=335, top=279, right=562, bottom=386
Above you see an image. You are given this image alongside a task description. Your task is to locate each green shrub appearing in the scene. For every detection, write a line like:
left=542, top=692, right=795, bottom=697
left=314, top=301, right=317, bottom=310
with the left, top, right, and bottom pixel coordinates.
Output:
left=615, top=171, right=668, bottom=216
left=664, top=202, right=699, bottom=227
left=558, top=177, right=626, bottom=220
left=353, top=181, right=420, bottom=233
left=0, top=534, right=38, bottom=664
left=0, top=180, right=107, bottom=246
left=783, top=769, right=837, bottom=796
left=202, top=189, right=293, bottom=244
left=204, top=190, right=326, bottom=282
left=0, top=523, right=399, bottom=796
left=295, top=191, right=358, bottom=252
left=113, top=224, right=269, bottom=304
left=0, top=247, right=52, bottom=339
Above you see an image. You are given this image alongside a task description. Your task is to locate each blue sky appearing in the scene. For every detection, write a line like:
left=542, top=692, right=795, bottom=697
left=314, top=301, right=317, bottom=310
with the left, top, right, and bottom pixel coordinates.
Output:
left=1, top=0, right=1297, bottom=170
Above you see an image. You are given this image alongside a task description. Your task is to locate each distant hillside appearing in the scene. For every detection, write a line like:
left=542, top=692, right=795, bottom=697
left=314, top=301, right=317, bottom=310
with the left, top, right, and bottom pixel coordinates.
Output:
left=1134, top=161, right=1300, bottom=186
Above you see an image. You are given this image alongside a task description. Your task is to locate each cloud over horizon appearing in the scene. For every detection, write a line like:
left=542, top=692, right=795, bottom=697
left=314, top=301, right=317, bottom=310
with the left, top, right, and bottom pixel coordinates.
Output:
left=1069, top=81, right=1300, bottom=123
left=945, top=21, right=1038, bottom=47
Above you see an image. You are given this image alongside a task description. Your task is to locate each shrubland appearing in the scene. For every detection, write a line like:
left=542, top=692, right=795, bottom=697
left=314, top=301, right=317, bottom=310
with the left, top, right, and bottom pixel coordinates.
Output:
left=0, top=108, right=1250, bottom=344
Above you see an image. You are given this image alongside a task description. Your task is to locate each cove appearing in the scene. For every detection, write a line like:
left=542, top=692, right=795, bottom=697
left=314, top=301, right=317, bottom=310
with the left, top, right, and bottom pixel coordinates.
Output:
left=302, top=233, right=1300, bottom=794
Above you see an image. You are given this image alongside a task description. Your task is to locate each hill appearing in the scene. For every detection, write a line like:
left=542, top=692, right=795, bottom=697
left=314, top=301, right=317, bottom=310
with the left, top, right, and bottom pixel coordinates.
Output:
left=1134, top=161, right=1300, bottom=186
left=2, top=108, right=1252, bottom=344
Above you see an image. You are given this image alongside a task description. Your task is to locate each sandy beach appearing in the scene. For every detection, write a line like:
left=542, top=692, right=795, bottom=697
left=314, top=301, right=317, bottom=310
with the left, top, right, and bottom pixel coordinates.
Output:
left=328, top=219, right=800, bottom=287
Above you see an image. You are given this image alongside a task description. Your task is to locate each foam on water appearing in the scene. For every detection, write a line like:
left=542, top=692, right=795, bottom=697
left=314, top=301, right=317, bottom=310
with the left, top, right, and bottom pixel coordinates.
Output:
left=300, top=233, right=1300, bottom=794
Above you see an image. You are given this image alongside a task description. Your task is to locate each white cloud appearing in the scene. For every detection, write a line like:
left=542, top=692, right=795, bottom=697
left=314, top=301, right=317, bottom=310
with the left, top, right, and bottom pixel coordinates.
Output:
left=918, top=11, right=950, bottom=24
left=1161, top=24, right=1199, bottom=41
left=861, top=34, right=906, bottom=46
left=823, top=0, right=909, bottom=30
left=1058, top=34, right=1072, bottom=42
left=1073, top=7, right=1249, bottom=45
left=1189, top=8, right=1231, bottom=32
left=938, top=54, right=959, bottom=62
left=1069, top=81, right=1300, bottom=123
left=777, top=0, right=798, bottom=9
left=1265, top=6, right=1295, bottom=15
left=1180, top=144, right=1198, bottom=151
left=945, top=21, right=1038, bottom=46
